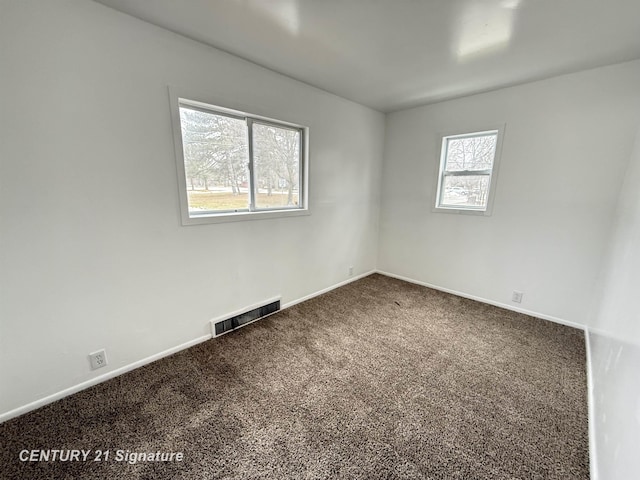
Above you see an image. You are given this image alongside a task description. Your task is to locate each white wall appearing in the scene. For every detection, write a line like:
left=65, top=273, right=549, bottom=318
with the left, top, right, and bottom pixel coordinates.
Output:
left=589, top=125, right=640, bottom=479
left=593, top=126, right=640, bottom=345
left=589, top=335, right=640, bottom=479
left=0, top=0, right=384, bottom=419
left=378, top=60, right=640, bottom=326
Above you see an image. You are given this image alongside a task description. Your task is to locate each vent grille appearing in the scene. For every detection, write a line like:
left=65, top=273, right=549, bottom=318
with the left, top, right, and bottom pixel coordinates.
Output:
left=213, top=300, right=280, bottom=337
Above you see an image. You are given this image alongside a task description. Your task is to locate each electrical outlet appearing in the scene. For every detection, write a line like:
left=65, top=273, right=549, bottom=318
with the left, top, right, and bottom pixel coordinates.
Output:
left=349, top=266, right=354, bottom=276
left=89, top=349, right=108, bottom=370
left=512, top=291, right=523, bottom=303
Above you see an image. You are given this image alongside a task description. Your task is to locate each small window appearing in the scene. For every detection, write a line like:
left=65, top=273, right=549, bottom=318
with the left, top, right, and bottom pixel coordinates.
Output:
left=170, top=94, right=308, bottom=225
left=434, top=127, right=503, bottom=215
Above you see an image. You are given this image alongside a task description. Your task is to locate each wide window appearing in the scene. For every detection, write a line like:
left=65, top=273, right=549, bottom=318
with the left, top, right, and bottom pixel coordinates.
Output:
left=171, top=95, right=308, bottom=225
left=434, top=128, right=503, bottom=215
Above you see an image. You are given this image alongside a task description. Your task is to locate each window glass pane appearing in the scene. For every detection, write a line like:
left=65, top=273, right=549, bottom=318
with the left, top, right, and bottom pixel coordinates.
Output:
left=444, top=133, right=497, bottom=172
left=179, top=106, right=249, bottom=213
left=252, top=123, right=301, bottom=210
left=440, top=175, right=491, bottom=209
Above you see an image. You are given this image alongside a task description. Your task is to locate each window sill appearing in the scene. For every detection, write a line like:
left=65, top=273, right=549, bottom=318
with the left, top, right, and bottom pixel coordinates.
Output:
left=432, top=206, right=492, bottom=216
left=181, top=207, right=311, bottom=226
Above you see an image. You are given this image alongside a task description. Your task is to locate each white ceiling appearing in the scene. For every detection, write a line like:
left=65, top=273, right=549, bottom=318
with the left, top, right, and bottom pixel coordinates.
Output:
left=95, top=0, right=640, bottom=112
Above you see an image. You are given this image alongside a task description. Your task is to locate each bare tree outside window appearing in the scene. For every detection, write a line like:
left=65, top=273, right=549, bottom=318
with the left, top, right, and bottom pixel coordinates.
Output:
left=436, top=131, right=500, bottom=211
left=179, top=107, right=249, bottom=212
left=253, top=123, right=300, bottom=209
left=178, top=104, right=304, bottom=215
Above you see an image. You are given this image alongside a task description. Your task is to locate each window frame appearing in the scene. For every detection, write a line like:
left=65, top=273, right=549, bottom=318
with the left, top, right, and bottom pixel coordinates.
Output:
left=169, top=88, right=309, bottom=225
left=433, top=125, right=505, bottom=216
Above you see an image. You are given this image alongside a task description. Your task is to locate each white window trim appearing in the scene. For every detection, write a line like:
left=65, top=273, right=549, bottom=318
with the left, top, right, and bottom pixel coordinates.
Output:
left=168, top=87, right=310, bottom=225
left=432, top=124, right=505, bottom=216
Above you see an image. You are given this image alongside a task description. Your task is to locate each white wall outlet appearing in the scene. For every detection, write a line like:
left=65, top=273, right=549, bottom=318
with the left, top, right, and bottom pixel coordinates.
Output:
left=512, top=291, right=524, bottom=303
left=349, top=266, right=354, bottom=276
left=89, top=349, right=108, bottom=370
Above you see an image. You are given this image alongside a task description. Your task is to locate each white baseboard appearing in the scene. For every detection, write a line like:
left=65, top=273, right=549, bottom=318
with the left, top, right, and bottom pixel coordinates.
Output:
left=0, top=270, right=376, bottom=424
left=379, top=270, right=598, bottom=476
left=0, top=334, right=212, bottom=424
left=282, top=270, right=376, bottom=309
left=585, top=328, right=598, bottom=480
left=378, top=269, right=597, bottom=477
left=376, top=270, right=587, bottom=331
left=0, top=269, right=590, bottom=425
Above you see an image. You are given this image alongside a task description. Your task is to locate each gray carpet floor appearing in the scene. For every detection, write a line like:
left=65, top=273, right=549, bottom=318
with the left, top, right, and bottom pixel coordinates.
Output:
left=0, top=274, right=589, bottom=479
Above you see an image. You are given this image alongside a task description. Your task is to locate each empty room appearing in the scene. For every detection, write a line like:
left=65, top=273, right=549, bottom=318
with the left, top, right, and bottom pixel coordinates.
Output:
left=1, top=0, right=639, bottom=479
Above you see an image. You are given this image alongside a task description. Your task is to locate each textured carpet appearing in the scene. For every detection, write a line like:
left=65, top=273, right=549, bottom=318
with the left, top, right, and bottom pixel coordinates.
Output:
left=0, top=274, right=589, bottom=479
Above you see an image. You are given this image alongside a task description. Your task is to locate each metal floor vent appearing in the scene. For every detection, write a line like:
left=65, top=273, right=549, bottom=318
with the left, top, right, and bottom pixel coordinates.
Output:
left=212, top=299, right=280, bottom=337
